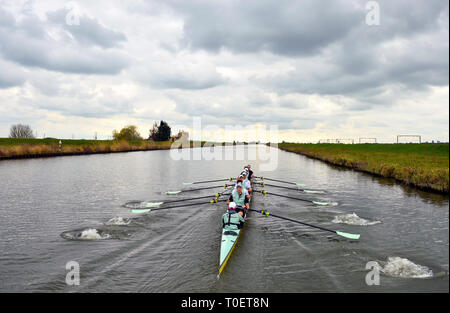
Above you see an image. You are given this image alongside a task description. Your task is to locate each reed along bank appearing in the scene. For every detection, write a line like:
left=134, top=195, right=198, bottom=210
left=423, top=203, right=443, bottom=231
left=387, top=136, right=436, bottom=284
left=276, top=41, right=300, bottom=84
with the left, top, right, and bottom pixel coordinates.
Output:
left=0, top=138, right=174, bottom=160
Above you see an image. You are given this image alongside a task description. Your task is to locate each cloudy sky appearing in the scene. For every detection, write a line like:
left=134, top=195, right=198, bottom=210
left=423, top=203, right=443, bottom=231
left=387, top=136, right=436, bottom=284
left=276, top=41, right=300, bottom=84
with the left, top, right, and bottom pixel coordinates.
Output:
left=0, top=0, right=448, bottom=143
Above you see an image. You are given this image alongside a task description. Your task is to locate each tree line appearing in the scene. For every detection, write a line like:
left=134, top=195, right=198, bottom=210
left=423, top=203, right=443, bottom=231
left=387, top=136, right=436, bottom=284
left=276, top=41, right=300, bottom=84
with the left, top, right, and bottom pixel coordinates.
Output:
left=8, top=121, right=172, bottom=142
left=112, top=121, right=171, bottom=141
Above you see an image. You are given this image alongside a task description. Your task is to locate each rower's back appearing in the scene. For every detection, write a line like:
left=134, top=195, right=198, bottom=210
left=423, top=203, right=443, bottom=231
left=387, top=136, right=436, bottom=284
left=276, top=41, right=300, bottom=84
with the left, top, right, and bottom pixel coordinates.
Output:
left=222, top=210, right=245, bottom=230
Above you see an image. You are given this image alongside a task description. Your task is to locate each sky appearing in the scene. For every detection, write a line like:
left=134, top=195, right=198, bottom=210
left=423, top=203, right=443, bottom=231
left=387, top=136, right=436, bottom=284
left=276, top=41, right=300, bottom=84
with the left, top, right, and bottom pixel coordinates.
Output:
left=0, top=0, right=448, bottom=143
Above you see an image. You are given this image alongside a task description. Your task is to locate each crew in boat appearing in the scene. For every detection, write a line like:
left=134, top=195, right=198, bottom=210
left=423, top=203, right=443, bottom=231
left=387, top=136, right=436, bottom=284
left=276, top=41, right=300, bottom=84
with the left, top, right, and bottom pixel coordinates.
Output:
left=246, top=165, right=254, bottom=182
left=227, top=183, right=249, bottom=216
left=234, top=174, right=250, bottom=199
left=222, top=202, right=245, bottom=230
left=240, top=171, right=252, bottom=195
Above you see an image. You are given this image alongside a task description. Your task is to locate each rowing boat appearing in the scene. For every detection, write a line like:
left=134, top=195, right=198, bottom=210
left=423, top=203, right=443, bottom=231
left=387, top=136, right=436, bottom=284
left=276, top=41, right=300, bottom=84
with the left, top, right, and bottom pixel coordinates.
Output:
left=218, top=181, right=253, bottom=275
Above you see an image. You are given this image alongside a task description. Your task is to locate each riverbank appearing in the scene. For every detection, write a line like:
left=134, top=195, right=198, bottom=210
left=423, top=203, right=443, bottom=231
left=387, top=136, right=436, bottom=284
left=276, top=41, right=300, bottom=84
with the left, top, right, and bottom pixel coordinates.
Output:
left=0, top=138, right=177, bottom=160
left=278, top=143, right=449, bottom=193
left=0, top=138, right=248, bottom=160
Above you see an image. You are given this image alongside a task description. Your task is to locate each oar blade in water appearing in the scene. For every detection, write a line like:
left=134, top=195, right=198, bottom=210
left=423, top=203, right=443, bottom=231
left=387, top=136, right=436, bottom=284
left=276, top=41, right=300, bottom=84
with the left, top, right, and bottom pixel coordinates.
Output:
left=312, top=201, right=329, bottom=206
left=296, top=183, right=306, bottom=187
left=304, top=190, right=325, bottom=194
left=166, top=191, right=181, bottom=195
left=336, top=231, right=360, bottom=240
left=183, top=182, right=193, bottom=185
left=132, top=208, right=151, bottom=214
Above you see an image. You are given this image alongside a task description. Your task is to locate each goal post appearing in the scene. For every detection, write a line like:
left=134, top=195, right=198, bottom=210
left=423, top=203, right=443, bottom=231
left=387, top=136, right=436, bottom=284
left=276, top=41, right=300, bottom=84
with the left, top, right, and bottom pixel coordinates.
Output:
left=397, top=135, right=421, bottom=144
left=359, top=138, right=377, bottom=144
left=336, top=138, right=355, bottom=144
left=319, top=139, right=355, bottom=144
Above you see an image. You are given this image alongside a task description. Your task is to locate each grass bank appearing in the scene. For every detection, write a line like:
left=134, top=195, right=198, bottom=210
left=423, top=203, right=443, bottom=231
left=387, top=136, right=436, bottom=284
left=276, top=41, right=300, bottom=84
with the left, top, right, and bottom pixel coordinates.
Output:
left=0, top=138, right=175, bottom=160
left=278, top=143, right=449, bottom=193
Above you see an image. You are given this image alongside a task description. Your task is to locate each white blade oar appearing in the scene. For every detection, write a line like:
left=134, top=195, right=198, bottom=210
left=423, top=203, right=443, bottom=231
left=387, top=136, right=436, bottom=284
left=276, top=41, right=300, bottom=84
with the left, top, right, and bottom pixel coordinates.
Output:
left=304, top=190, right=325, bottom=194
left=250, top=209, right=360, bottom=240
left=312, top=201, right=329, bottom=206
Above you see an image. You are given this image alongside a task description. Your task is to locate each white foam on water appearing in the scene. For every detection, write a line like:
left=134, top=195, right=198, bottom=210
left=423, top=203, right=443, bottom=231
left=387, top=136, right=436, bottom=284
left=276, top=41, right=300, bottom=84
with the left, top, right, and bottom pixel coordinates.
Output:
left=105, top=217, right=130, bottom=226
left=379, top=257, right=434, bottom=278
left=332, top=213, right=381, bottom=226
left=78, top=228, right=110, bottom=240
left=124, top=201, right=145, bottom=209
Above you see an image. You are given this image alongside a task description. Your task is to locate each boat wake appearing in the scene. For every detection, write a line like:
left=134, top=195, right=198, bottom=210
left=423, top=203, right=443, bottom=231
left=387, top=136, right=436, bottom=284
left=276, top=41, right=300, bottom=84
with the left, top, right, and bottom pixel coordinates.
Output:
left=60, top=228, right=111, bottom=241
left=332, top=213, right=380, bottom=226
left=374, top=257, right=434, bottom=279
left=105, top=216, right=130, bottom=226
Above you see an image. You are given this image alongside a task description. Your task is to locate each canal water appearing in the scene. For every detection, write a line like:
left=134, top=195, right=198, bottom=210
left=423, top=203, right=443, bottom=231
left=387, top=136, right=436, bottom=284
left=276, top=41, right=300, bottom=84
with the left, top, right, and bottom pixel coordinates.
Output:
left=0, top=145, right=448, bottom=292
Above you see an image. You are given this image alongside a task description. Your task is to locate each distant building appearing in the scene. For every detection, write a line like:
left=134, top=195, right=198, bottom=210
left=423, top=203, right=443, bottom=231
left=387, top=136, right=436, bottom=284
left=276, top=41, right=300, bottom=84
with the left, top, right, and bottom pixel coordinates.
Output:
left=171, top=130, right=189, bottom=142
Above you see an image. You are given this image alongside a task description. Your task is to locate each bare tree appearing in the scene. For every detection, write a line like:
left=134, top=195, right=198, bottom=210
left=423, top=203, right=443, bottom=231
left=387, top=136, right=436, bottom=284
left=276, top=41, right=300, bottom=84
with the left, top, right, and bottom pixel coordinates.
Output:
left=9, top=124, right=35, bottom=138
left=148, top=122, right=158, bottom=141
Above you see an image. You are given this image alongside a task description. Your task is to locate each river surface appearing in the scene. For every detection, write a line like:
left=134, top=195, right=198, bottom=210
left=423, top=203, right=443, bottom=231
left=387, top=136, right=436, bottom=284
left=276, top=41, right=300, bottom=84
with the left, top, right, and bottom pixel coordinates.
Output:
left=0, top=145, right=448, bottom=292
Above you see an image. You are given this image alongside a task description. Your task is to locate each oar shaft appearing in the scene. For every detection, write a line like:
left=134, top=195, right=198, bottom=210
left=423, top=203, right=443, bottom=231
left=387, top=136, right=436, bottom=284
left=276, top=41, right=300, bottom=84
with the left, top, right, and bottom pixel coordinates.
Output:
left=257, top=177, right=296, bottom=185
left=256, top=182, right=303, bottom=191
left=152, top=199, right=226, bottom=211
left=249, top=209, right=335, bottom=235
left=188, top=178, right=234, bottom=185
left=257, top=190, right=311, bottom=203
left=183, top=184, right=232, bottom=192
left=158, top=193, right=231, bottom=204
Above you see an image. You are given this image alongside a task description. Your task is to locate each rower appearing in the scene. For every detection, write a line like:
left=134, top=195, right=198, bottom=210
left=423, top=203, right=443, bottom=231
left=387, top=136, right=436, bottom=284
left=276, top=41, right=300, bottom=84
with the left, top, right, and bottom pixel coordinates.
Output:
left=222, top=202, right=245, bottom=230
left=234, top=175, right=250, bottom=198
left=227, top=183, right=249, bottom=217
left=246, top=165, right=254, bottom=182
left=240, top=171, right=252, bottom=195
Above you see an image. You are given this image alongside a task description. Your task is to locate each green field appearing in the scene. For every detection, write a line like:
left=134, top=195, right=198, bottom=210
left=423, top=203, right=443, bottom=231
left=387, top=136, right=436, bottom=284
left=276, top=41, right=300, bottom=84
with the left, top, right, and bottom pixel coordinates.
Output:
left=278, top=143, right=449, bottom=193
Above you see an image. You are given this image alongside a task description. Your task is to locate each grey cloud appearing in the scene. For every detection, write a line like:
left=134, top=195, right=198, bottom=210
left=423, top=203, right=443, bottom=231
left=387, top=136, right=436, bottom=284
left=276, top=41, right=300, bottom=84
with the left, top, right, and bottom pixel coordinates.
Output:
left=46, top=9, right=127, bottom=49
left=0, top=1, right=447, bottom=142
left=0, top=60, right=25, bottom=88
left=161, top=0, right=448, bottom=106
left=168, top=89, right=320, bottom=130
left=257, top=31, right=448, bottom=107
left=30, top=91, right=134, bottom=119
left=153, top=75, right=226, bottom=90
left=165, top=0, right=360, bottom=56
left=0, top=5, right=15, bottom=27
left=136, top=58, right=227, bottom=90
left=0, top=6, right=129, bottom=75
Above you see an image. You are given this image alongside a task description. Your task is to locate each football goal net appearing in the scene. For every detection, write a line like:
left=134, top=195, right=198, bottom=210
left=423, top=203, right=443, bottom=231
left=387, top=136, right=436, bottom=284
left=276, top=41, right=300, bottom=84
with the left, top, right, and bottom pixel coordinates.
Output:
left=397, top=135, right=421, bottom=144
left=359, top=138, right=377, bottom=144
